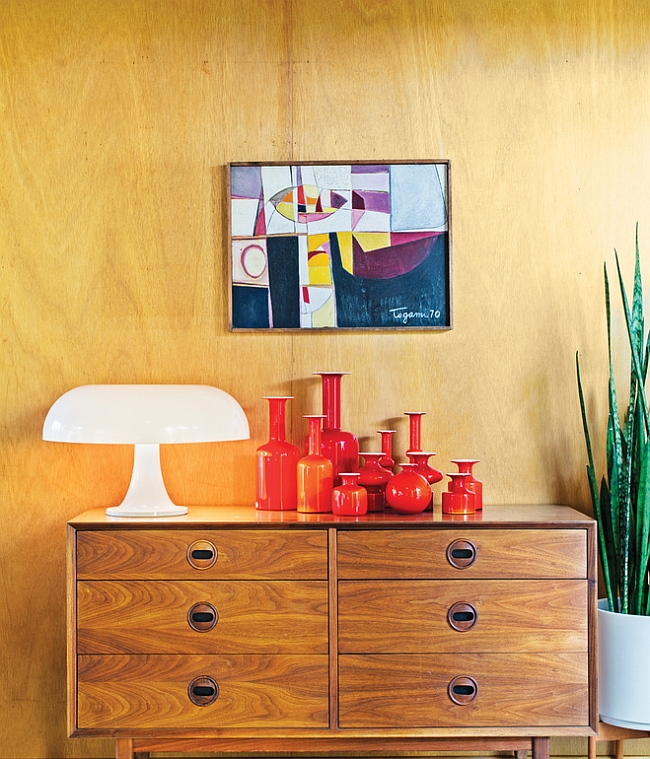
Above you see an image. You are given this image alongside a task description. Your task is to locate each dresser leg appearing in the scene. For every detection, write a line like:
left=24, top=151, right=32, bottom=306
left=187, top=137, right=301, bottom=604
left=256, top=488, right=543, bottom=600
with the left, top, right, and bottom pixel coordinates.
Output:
left=515, top=750, right=529, bottom=759
left=532, top=737, right=550, bottom=759
left=115, top=739, right=134, bottom=759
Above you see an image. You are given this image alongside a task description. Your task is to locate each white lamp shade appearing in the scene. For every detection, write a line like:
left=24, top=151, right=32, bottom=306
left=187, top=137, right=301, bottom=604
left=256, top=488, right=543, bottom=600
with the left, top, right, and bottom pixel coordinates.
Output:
left=43, top=384, right=250, bottom=444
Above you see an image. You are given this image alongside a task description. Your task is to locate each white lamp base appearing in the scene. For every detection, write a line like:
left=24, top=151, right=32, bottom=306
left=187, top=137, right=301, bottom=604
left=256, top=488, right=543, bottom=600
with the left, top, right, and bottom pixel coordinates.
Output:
left=106, top=443, right=188, bottom=518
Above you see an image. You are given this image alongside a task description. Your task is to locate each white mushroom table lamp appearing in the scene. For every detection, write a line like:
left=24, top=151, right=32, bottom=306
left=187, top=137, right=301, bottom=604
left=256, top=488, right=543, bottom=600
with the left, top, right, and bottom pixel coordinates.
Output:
left=43, top=384, right=250, bottom=517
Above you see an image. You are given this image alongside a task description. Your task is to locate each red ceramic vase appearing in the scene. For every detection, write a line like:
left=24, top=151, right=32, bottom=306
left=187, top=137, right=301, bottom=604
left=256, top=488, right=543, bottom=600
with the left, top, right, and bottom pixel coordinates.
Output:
left=386, top=464, right=432, bottom=514
left=297, top=415, right=333, bottom=513
left=256, top=396, right=300, bottom=511
left=450, top=459, right=483, bottom=510
left=315, top=372, right=359, bottom=485
left=332, top=472, right=367, bottom=516
left=358, top=452, right=392, bottom=512
left=406, top=450, right=443, bottom=513
left=442, top=472, right=476, bottom=515
left=404, top=411, right=427, bottom=452
left=377, top=429, right=397, bottom=472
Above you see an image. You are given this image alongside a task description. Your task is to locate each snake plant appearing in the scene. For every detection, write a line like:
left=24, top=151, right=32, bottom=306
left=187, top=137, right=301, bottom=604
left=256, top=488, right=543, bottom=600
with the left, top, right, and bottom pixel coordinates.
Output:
left=577, top=226, right=650, bottom=615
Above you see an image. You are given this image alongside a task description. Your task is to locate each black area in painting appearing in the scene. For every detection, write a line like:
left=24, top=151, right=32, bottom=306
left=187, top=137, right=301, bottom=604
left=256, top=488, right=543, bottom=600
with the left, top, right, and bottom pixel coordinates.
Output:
left=231, top=285, right=270, bottom=328
left=267, top=236, right=301, bottom=328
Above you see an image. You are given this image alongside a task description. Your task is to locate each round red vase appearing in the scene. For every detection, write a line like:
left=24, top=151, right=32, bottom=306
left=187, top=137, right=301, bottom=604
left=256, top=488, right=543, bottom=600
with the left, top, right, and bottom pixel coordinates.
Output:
left=256, top=397, right=300, bottom=511
left=315, top=372, right=359, bottom=484
left=406, top=450, right=443, bottom=513
left=332, top=472, right=367, bottom=516
left=377, top=429, right=397, bottom=472
left=358, top=452, right=392, bottom=512
left=442, top=472, right=476, bottom=515
left=297, top=415, right=333, bottom=513
left=450, top=459, right=482, bottom=510
left=386, top=464, right=432, bottom=514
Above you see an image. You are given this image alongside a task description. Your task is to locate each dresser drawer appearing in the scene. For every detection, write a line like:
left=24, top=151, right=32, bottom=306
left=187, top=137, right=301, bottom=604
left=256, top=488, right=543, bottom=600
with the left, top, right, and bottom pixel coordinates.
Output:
left=77, top=654, right=329, bottom=729
left=337, top=529, right=587, bottom=579
left=78, top=580, right=328, bottom=654
left=339, top=653, right=589, bottom=728
left=338, top=579, right=587, bottom=653
left=77, top=529, right=327, bottom=579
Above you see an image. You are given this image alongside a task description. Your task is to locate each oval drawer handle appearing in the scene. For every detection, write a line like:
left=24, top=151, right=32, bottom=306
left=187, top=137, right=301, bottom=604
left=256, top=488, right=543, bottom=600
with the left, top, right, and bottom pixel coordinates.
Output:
left=186, top=539, right=218, bottom=570
left=448, top=675, right=479, bottom=705
left=446, top=539, right=477, bottom=569
left=188, top=675, right=219, bottom=706
left=187, top=602, right=219, bottom=632
left=447, top=602, right=478, bottom=631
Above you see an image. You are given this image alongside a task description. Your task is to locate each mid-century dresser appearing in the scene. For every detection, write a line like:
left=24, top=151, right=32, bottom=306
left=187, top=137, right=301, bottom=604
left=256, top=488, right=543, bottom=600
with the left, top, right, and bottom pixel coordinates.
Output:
left=67, top=504, right=597, bottom=759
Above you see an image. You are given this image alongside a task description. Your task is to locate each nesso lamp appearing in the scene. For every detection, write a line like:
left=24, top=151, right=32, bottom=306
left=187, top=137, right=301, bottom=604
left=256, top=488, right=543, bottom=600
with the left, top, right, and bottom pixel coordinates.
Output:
left=43, top=384, right=250, bottom=518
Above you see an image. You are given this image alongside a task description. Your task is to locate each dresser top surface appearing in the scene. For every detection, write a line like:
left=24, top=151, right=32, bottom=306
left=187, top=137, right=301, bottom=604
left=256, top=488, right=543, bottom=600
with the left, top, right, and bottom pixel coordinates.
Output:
left=68, top=503, right=593, bottom=530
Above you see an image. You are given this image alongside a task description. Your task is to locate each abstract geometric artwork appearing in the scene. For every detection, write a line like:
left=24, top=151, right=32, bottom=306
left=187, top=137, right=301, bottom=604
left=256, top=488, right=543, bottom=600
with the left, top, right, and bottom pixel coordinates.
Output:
left=229, top=161, right=451, bottom=330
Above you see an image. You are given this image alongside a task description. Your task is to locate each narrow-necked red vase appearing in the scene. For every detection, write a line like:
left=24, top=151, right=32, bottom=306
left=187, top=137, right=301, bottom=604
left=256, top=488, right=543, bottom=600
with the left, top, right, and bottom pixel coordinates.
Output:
left=358, top=452, right=392, bottom=512
left=404, top=411, right=427, bottom=452
left=315, top=372, right=359, bottom=485
left=332, top=472, right=367, bottom=516
left=451, top=459, right=483, bottom=510
left=256, top=396, right=300, bottom=511
left=297, top=415, right=333, bottom=513
left=442, top=472, right=476, bottom=515
left=386, top=464, right=432, bottom=514
left=406, top=450, right=443, bottom=512
left=378, top=429, right=397, bottom=472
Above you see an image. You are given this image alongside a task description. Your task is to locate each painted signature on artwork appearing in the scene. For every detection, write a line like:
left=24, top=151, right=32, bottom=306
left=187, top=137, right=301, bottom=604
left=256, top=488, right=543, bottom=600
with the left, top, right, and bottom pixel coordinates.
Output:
left=389, top=307, right=442, bottom=324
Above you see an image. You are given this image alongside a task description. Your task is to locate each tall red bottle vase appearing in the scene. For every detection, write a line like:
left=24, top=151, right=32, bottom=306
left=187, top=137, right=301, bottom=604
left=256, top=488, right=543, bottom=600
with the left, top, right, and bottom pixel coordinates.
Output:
left=256, top=396, right=300, bottom=511
left=314, top=371, right=359, bottom=485
left=358, top=452, right=392, bottom=512
left=450, top=459, right=483, bottom=510
left=297, top=415, right=333, bottom=513
left=377, top=429, right=397, bottom=472
left=404, top=411, right=427, bottom=452
left=332, top=472, right=367, bottom=516
left=385, top=464, right=432, bottom=514
left=406, top=451, right=443, bottom=512
left=442, top=472, right=476, bottom=515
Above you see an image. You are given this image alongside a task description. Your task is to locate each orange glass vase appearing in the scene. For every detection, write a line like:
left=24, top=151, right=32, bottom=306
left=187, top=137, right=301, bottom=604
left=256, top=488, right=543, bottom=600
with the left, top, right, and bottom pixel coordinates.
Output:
left=451, top=459, right=483, bottom=510
left=332, top=472, right=367, bottom=516
left=256, top=396, right=300, bottom=511
left=386, top=464, right=432, bottom=514
left=315, top=371, right=359, bottom=485
left=358, top=452, right=392, bottom=512
left=442, top=472, right=476, bottom=515
left=297, top=415, right=333, bottom=513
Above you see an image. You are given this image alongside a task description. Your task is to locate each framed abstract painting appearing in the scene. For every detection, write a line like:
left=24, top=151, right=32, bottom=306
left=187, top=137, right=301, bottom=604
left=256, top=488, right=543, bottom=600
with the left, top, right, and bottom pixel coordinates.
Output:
left=228, top=161, right=452, bottom=330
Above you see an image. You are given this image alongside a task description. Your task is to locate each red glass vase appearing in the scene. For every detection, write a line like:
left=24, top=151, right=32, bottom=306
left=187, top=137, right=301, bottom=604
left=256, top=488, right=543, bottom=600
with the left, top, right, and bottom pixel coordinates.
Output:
left=386, top=464, right=432, bottom=514
left=442, top=472, right=476, bottom=515
left=404, top=411, right=426, bottom=452
left=297, top=415, right=333, bottom=513
left=377, top=429, right=396, bottom=472
left=406, top=450, right=443, bottom=513
left=358, top=452, right=392, bottom=512
left=451, top=459, right=483, bottom=510
left=332, top=472, right=367, bottom=516
left=315, top=371, right=359, bottom=485
left=256, top=396, right=300, bottom=511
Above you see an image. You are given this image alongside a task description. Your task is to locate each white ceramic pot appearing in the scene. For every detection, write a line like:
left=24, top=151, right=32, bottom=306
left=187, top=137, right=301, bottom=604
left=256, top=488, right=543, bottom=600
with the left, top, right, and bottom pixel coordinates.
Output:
left=598, top=598, right=650, bottom=729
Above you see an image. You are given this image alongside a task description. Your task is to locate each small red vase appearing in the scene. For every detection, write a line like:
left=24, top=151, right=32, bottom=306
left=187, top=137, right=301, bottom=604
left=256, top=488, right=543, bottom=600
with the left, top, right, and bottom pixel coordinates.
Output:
left=297, top=415, right=333, bottom=513
left=406, top=450, right=443, bottom=513
left=386, top=464, right=432, bottom=514
left=315, top=372, right=359, bottom=485
left=256, top=397, right=300, bottom=511
left=451, top=459, right=483, bottom=510
left=358, top=452, right=392, bottom=512
left=377, top=429, right=397, bottom=472
left=404, top=411, right=427, bottom=452
left=442, top=472, right=476, bottom=515
left=332, top=472, right=367, bottom=516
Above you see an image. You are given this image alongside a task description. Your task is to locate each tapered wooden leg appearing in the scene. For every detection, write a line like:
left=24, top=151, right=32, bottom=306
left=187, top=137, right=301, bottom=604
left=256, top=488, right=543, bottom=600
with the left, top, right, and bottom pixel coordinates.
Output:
left=515, top=750, right=529, bottom=759
left=532, top=737, right=550, bottom=759
left=116, top=739, right=134, bottom=759
left=588, top=735, right=597, bottom=759
left=615, top=739, right=625, bottom=759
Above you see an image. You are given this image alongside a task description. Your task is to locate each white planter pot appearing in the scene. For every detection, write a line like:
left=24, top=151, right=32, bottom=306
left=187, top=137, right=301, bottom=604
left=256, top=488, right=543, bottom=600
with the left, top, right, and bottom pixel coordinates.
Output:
left=598, top=598, right=650, bottom=729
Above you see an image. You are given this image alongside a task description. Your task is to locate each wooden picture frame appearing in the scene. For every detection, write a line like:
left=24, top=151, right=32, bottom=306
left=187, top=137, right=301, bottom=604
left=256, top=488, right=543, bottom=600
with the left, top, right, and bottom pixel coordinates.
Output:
left=229, top=161, right=452, bottom=331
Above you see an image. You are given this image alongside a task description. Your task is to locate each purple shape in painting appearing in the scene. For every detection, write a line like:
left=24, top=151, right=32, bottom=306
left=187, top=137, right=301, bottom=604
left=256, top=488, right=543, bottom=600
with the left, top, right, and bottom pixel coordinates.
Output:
left=231, top=165, right=263, bottom=199
left=354, top=191, right=390, bottom=214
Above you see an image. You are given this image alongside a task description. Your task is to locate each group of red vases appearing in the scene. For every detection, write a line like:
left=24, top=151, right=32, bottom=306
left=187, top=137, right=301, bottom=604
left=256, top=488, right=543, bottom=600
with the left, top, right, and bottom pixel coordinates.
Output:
left=255, top=372, right=482, bottom=516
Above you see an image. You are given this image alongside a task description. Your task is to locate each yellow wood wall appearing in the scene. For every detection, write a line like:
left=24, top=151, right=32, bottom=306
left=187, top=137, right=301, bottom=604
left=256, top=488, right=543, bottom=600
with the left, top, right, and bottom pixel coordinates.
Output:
left=1, top=0, right=649, bottom=756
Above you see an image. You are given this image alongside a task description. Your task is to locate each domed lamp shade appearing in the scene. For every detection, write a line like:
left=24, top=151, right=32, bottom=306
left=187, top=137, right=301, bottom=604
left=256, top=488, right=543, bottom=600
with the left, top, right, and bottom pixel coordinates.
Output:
left=43, top=385, right=250, bottom=517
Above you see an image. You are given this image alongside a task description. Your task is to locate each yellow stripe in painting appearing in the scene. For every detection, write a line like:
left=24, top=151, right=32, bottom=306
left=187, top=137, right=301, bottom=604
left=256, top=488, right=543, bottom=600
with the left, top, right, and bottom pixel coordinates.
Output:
left=308, top=234, right=329, bottom=252
left=338, top=232, right=353, bottom=273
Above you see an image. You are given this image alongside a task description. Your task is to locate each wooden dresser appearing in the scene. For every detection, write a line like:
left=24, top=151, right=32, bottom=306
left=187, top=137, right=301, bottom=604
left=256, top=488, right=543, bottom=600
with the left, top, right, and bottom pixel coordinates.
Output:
left=67, top=504, right=597, bottom=759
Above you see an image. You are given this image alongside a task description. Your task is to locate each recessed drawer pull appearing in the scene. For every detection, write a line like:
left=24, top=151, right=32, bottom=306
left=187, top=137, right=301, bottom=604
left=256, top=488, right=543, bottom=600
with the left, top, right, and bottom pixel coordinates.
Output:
left=187, top=602, right=219, bottom=632
left=447, top=602, right=478, bottom=631
left=186, top=539, right=218, bottom=570
left=446, top=539, right=477, bottom=569
left=187, top=675, right=219, bottom=706
left=448, top=675, right=479, bottom=705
